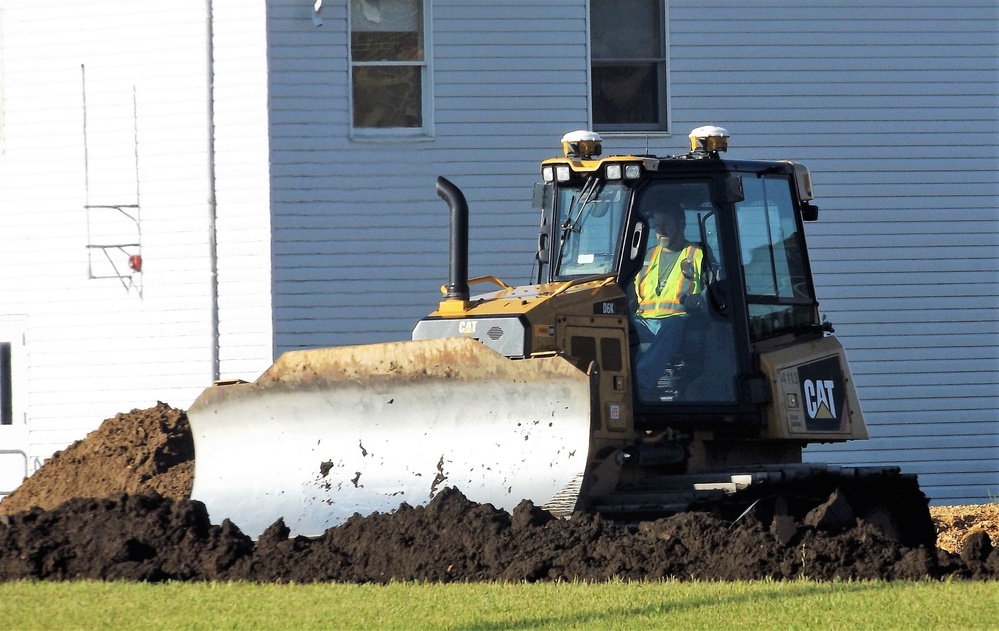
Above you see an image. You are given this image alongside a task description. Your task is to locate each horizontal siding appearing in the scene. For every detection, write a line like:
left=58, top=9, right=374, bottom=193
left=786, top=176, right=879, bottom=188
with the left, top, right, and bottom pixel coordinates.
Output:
left=267, top=0, right=590, bottom=350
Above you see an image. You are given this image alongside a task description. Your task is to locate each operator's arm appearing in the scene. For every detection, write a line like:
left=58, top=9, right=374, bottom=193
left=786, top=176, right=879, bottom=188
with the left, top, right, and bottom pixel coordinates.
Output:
left=631, top=245, right=657, bottom=319
left=627, top=285, right=641, bottom=318
left=679, top=247, right=706, bottom=312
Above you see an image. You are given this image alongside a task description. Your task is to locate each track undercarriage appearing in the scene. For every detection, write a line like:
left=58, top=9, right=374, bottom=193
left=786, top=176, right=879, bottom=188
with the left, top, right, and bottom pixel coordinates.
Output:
left=582, top=465, right=935, bottom=548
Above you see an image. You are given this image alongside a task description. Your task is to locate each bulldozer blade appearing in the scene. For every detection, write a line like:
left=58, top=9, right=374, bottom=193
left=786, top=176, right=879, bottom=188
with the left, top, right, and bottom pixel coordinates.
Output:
left=188, top=337, right=593, bottom=539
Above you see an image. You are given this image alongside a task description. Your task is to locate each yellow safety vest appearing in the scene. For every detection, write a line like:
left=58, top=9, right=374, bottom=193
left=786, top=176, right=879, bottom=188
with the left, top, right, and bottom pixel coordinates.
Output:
left=635, top=244, right=703, bottom=319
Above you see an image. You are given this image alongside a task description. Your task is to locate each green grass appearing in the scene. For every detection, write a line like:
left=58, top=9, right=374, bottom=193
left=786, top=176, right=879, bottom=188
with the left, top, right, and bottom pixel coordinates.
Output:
left=0, top=580, right=995, bottom=630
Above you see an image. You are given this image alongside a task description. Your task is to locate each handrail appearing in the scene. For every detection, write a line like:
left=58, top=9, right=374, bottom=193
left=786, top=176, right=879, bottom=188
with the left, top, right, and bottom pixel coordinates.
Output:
left=548, top=274, right=616, bottom=299
left=468, top=275, right=512, bottom=290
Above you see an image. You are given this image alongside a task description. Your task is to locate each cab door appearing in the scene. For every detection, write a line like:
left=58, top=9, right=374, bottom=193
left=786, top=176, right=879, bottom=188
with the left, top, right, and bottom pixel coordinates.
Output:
left=626, top=179, right=741, bottom=407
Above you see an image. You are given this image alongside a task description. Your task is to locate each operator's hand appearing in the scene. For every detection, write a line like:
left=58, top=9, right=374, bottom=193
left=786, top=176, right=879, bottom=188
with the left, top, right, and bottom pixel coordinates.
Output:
left=680, top=292, right=705, bottom=312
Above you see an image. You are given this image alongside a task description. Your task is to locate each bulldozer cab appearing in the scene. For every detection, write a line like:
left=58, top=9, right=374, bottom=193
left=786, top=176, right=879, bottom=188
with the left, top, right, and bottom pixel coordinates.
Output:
left=537, top=129, right=824, bottom=430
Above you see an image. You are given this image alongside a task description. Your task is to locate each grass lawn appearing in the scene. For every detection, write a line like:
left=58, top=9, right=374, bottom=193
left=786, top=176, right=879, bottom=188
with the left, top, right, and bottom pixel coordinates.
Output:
left=0, top=579, right=994, bottom=630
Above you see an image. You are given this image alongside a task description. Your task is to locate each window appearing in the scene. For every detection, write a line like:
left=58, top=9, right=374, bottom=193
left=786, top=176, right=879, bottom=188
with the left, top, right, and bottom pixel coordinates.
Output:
left=552, top=179, right=630, bottom=280
left=736, top=177, right=817, bottom=341
left=349, top=0, right=430, bottom=134
left=590, top=0, right=668, bottom=132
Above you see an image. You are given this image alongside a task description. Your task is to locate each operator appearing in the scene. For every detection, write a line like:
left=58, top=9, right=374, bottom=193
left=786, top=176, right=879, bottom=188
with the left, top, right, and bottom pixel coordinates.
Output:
left=631, top=204, right=704, bottom=397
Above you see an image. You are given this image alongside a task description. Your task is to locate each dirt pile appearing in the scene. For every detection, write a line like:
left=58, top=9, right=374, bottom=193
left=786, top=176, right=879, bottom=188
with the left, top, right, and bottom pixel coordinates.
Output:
left=0, top=403, right=193, bottom=516
left=0, top=404, right=996, bottom=583
left=932, top=504, right=999, bottom=555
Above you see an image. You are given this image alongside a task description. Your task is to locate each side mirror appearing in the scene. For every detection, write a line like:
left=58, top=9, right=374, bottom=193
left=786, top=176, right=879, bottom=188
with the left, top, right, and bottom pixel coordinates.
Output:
left=536, top=231, right=549, bottom=263
left=723, top=176, right=745, bottom=203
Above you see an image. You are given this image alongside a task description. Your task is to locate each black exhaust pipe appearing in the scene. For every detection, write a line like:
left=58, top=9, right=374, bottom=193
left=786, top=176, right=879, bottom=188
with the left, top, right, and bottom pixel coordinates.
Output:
left=435, top=176, right=470, bottom=301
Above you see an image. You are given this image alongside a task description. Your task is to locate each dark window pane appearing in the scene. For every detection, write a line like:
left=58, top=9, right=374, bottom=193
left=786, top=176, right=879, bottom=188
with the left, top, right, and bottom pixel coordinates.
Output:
left=0, top=342, right=10, bottom=425
left=592, top=63, right=661, bottom=126
left=591, top=0, right=661, bottom=59
left=352, top=65, right=423, bottom=128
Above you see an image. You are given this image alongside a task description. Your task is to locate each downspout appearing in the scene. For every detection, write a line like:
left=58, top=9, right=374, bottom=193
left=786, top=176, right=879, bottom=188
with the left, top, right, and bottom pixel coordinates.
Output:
left=206, top=0, right=220, bottom=381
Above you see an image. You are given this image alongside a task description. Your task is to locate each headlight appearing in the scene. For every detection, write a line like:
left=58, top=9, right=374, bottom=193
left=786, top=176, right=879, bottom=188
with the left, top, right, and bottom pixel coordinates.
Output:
left=605, top=164, right=622, bottom=180
left=624, top=164, right=642, bottom=179
left=542, top=166, right=554, bottom=182
left=555, top=165, right=571, bottom=182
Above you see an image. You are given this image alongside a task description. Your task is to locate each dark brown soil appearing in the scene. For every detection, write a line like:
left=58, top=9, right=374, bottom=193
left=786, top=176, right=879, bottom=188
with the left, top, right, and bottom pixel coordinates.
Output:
left=0, top=404, right=996, bottom=583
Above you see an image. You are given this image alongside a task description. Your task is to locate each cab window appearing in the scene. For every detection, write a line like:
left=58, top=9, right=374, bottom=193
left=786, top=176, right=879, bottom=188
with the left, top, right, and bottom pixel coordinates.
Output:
left=736, top=176, right=817, bottom=340
left=553, top=179, right=630, bottom=279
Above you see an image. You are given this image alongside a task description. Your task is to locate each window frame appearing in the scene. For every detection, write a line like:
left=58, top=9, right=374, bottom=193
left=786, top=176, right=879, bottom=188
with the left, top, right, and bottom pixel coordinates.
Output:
left=588, top=0, right=671, bottom=135
left=347, top=0, right=434, bottom=139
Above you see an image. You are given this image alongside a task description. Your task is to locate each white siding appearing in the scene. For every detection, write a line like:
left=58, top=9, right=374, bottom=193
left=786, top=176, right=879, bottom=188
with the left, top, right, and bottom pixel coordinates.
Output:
left=212, top=0, right=275, bottom=379
left=0, top=0, right=218, bottom=469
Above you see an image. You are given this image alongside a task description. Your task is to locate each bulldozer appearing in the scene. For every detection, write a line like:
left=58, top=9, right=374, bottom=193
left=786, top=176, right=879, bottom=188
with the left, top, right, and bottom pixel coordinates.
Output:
left=188, top=126, right=934, bottom=546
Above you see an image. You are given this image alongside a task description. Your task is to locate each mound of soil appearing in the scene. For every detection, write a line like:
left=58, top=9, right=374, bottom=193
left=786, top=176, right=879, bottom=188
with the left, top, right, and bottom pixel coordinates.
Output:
left=932, top=504, right=999, bottom=555
left=0, top=404, right=996, bottom=583
left=0, top=403, right=193, bottom=516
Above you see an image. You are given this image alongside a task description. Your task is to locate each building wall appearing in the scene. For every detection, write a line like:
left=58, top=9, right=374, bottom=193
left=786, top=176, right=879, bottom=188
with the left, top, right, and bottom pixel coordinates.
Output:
left=594, top=0, right=998, bottom=504
left=606, top=1, right=997, bottom=506
left=0, top=0, right=222, bottom=481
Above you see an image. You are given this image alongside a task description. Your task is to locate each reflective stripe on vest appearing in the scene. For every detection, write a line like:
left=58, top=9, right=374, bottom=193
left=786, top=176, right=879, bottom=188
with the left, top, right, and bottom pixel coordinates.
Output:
left=635, top=244, right=702, bottom=319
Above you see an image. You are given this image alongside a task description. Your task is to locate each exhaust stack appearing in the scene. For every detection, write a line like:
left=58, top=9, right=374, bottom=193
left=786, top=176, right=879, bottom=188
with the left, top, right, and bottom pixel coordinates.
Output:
left=436, top=176, right=470, bottom=307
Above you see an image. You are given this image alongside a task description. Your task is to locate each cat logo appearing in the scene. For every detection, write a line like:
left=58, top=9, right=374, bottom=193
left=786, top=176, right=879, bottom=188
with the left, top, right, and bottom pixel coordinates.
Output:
left=804, top=379, right=836, bottom=419
left=457, top=320, right=477, bottom=335
left=797, top=355, right=846, bottom=432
